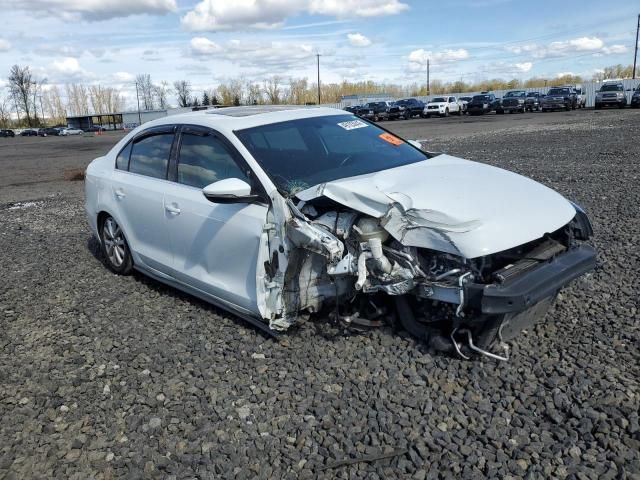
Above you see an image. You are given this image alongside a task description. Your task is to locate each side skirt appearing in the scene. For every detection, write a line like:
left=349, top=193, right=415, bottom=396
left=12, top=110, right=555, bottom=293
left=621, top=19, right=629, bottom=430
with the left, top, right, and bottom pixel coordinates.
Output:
left=133, top=265, right=278, bottom=338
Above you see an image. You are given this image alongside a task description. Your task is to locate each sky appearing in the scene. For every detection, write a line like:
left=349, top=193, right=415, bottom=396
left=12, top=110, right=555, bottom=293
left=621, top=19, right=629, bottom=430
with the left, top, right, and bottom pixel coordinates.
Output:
left=0, top=0, right=637, bottom=107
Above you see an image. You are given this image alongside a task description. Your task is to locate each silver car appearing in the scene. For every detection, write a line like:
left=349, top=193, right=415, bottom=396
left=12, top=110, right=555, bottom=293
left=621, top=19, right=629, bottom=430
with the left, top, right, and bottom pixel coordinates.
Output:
left=85, top=106, right=595, bottom=360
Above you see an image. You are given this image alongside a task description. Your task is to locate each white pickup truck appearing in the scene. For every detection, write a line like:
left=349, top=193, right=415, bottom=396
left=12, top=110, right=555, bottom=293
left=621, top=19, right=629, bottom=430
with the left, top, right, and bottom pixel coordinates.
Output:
left=423, top=96, right=462, bottom=117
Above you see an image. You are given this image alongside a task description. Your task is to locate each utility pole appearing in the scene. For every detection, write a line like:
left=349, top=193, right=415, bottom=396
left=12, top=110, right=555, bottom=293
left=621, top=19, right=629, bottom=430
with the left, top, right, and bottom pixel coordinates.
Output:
left=135, top=82, right=142, bottom=125
left=316, top=53, right=321, bottom=105
left=38, top=95, right=44, bottom=126
left=427, top=58, right=430, bottom=95
left=633, top=13, right=639, bottom=79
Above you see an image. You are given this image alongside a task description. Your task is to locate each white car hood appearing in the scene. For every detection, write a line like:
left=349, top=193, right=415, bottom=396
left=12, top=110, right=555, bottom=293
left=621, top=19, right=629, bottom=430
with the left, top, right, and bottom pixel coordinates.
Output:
left=428, top=102, right=447, bottom=107
left=296, top=154, right=577, bottom=258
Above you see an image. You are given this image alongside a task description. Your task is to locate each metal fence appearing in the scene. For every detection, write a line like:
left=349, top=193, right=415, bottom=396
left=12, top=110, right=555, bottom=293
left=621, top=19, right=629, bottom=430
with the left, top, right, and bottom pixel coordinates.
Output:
left=327, top=79, right=640, bottom=109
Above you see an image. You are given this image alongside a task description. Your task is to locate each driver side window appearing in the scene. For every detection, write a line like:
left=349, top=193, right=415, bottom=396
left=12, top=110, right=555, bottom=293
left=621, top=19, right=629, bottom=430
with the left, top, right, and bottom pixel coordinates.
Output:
left=177, top=133, right=248, bottom=189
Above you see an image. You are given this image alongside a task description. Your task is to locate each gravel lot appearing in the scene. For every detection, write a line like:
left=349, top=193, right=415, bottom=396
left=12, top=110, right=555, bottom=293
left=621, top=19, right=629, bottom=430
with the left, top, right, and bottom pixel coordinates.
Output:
left=0, top=110, right=638, bottom=479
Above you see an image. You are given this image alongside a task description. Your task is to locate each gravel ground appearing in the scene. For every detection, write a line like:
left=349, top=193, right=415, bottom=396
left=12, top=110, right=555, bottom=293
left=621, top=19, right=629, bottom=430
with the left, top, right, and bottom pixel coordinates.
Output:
left=0, top=110, right=638, bottom=479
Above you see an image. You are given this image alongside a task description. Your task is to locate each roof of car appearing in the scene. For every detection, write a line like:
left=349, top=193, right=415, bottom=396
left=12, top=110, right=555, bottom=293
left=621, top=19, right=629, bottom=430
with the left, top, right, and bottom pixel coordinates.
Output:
left=135, top=105, right=351, bottom=134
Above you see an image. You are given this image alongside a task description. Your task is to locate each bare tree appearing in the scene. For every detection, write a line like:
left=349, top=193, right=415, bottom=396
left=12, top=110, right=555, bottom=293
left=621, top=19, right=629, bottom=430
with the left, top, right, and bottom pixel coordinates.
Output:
left=263, top=76, right=282, bottom=105
left=0, top=90, right=12, bottom=128
left=173, top=80, right=191, bottom=107
left=8, top=65, right=38, bottom=126
left=245, top=82, right=262, bottom=105
left=136, top=74, right=155, bottom=110
left=287, top=78, right=309, bottom=105
left=65, top=84, right=90, bottom=116
left=154, top=81, right=170, bottom=109
left=42, top=86, right=67, bottom=125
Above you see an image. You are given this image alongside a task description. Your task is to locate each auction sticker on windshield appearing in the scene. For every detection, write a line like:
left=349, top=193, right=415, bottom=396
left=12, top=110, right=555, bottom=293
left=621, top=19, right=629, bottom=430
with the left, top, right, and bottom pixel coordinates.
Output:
left=379, top=132, right=404, bottom=146
left=337, top=119, right=368, bottom=130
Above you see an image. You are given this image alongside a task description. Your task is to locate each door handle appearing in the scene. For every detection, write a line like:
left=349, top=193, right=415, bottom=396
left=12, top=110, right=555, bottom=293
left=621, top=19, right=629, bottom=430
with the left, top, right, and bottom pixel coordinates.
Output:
left=115, top=189, right=126, bottom=199
left=165, top=204, right=181, bottom=215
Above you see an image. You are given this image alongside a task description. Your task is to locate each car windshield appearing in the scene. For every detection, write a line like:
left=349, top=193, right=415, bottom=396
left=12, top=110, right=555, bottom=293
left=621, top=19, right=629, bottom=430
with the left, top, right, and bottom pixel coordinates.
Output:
left=526, top=93, right=538, bottom=97
left=600, top=84, right=623, bottom=92
left=472, top=95, right=489, bottom=101
left=431, top=97, right=446, bottom=102
left=548, top=88, right=570, bottom=95
left=460, top=96, right=472, bottom=101
left=505, top=91, right=525, bottom=97
left=235, top=114, right=430, bottom=197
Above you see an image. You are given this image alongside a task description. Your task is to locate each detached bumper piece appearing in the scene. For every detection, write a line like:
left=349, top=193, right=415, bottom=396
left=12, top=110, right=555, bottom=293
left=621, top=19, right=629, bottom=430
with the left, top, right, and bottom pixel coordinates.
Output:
left=465, top=245, right=596, bottom=315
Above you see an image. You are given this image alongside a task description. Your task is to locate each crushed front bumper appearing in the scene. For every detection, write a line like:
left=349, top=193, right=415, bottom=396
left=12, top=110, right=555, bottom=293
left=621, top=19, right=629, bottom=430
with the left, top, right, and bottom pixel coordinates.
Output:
left=464, top=245, right=596, bottom=315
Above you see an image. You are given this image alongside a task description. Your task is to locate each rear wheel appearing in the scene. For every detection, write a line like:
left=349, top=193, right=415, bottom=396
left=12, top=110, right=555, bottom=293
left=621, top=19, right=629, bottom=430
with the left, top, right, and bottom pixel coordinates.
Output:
left=100, top=215, right=133, bottom=275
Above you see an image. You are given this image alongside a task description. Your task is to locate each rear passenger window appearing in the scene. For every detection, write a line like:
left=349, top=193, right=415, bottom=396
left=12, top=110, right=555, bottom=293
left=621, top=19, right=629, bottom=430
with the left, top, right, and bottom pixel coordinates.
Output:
left=116, top=142, right=132, bottom=170
left=177, top=133, right=247, bottom=189
left=129, top=133, right=174, bottom=179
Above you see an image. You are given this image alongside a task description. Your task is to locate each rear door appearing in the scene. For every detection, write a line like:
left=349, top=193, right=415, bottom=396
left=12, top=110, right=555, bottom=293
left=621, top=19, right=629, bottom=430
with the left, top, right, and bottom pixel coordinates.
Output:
left=163, top=125, right=269, bottom=314
left=110, top=125, right=176, bottom=273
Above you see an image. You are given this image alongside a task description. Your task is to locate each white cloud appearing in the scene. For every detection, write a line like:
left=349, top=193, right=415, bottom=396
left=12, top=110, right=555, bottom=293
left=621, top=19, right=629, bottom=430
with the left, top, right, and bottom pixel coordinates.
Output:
left=407, top=48, right=469, bottom=71
left=506, top=36, right=626, bottom=60
left=0, top=38, right=10, bottom=52
left=602, top=44, right=628, bottom=55
left=182, top=0, right=408, bottom=31
left=347, top=33, right=371, bottom=47
left=190, top=37, right=223, bottom=55
left=49, top=57, right=93, bottom=81
left=0, top=0, right=176, bottom=21
left=112, top=71, right=134, bottom=82
left=514, top=62, right=532, bottom=73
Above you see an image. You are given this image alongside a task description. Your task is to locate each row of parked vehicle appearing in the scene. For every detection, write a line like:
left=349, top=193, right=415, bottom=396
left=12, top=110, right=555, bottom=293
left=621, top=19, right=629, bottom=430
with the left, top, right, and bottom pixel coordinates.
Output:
left=344, top=81, right=640, bottom=120
left=0, top=126, right=97, bottom=138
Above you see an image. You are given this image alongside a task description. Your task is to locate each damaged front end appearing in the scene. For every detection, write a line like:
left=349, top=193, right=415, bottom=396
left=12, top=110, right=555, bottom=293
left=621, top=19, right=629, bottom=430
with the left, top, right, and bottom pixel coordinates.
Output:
left=259, top=191, right=596, bottom=361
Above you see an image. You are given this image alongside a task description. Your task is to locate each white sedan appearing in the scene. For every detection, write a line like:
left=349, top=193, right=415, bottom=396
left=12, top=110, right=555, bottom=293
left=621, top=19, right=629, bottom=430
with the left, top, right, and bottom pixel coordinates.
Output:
left=60, top=128, right=84, bottom=136
left=85, top=106, right=595, bottom=359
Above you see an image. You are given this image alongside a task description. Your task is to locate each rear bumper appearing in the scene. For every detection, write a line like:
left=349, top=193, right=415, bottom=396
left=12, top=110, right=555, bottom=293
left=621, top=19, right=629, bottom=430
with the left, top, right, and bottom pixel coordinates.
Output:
left=464, top=245, right=596, bottom=315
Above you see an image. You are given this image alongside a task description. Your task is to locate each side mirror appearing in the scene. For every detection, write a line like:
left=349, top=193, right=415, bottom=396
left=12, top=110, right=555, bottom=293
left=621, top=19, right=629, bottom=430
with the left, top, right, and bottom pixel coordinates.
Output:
left=202, top=178, right=260, bottom=204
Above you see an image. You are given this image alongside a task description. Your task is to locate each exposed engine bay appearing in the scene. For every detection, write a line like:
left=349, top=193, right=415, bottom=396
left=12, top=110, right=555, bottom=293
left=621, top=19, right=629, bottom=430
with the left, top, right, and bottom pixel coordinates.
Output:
left=262, top=195, right=596, bottom=361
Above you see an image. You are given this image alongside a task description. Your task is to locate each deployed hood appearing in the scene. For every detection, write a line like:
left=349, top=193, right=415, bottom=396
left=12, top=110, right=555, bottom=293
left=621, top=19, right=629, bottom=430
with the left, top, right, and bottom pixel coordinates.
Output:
left=296, top=155, right=577, bottom=258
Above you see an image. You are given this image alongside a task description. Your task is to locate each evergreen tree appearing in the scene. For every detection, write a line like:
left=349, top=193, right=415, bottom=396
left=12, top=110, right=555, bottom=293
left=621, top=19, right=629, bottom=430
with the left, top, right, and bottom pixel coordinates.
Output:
left=211, top=95, right=219, bottom=105
left=202, top=92, right=210, bottom=106
left=233, top=95, right=240, bottom=106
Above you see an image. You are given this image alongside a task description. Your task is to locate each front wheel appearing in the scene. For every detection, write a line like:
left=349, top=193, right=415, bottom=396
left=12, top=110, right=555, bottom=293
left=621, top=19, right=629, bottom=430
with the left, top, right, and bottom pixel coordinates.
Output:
left=100, top=215, right=133, bottom=275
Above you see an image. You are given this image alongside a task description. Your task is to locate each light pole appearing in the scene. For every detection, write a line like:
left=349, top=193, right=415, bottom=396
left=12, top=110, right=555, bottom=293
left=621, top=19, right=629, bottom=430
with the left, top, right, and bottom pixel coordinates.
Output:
left=633, top=13, right=639, bottom=79
left=316, top=53, right=321, bottom=105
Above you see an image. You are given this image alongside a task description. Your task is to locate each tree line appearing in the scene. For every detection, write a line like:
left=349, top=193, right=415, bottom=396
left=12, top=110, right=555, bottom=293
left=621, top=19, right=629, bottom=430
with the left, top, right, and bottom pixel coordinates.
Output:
left=1, top=63, right=636, bottom=128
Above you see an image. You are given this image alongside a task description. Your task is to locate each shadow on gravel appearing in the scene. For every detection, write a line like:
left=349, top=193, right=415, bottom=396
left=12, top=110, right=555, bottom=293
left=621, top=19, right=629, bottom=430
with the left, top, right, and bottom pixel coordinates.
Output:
left=85, top=235, right=277, bottom=341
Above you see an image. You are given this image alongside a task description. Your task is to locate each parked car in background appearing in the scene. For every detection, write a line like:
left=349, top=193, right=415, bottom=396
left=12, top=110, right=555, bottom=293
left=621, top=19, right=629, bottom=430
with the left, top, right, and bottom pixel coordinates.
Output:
left=85, top=105, right=596, bottom=357
left=525, top=92, right=544, bottom=112
left=0, top=129, right=15, bottom=137
left=458, top=96, right=473, bottom=114
left=595, top=81, right=627, bottom=109
left=466, top=93, right=499, bottom=115
left=499, top=90, right=527, bottom=114
left=20, top=128, right=39, bottom=136
left=38, top=127, right=62, bottom=136
left=391, top=98, right=426, bottom=119
left=344, top=105, right=363, bottom=115
left=85, top=125, right=106, bottom=132
left=60, top=127, right=84, bottom=136
left=541, top=87, right=577, bottom=112
left=631, top=85, right=640, bottom=108
left=358, top=101, right=393, bottom=122
left=423, top=96, right=462, bottom=117
left=572, top=85, right=586, bottom=108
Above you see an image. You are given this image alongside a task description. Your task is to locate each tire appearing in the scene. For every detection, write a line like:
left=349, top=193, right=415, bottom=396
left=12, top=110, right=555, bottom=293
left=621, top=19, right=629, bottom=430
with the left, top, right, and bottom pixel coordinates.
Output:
left=100, top=215, right=133, bottom=275
left=443, top=108, right=449, bottom=117
left=595, top=103, right=601, bottom=110
left=373, top=114, right=379, bottom=122
left=404, top=112, right=411, bottom=120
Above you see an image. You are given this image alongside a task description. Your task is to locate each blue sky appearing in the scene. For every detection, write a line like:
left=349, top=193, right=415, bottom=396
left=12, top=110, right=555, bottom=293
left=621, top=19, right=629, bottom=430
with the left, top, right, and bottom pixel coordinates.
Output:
left=0, top=0, right=637, bottom=107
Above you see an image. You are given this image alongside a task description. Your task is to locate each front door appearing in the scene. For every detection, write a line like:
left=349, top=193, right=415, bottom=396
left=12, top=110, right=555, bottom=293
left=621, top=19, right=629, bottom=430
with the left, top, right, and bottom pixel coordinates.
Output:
left=163, top=126, right=268, bottom=314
